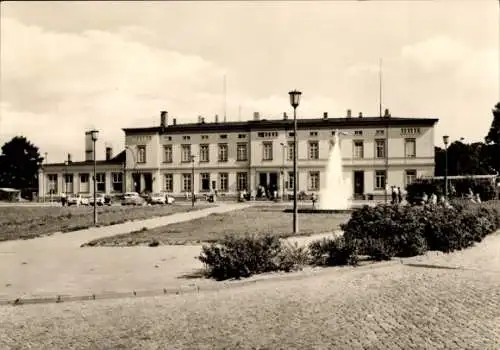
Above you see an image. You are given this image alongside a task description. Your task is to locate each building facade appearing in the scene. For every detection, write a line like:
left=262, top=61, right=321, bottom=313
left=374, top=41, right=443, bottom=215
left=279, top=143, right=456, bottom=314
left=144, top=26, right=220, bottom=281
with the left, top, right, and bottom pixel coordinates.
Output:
left=38, top=110, right=438, bottom=200
left=122, top=110, right=438, bottom=199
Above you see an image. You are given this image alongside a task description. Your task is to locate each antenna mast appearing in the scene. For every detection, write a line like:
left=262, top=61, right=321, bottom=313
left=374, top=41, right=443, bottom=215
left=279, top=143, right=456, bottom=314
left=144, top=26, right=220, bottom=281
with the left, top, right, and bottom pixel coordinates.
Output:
left=379, top=58, right=383, bottom=117
left=223, top=74, right=227, bottom=122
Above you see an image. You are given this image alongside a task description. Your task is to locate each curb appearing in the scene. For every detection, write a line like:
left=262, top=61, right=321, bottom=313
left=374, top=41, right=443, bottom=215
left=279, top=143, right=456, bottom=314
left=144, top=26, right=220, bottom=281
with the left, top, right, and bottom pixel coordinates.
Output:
left=0, top=259, right=401, bottom=307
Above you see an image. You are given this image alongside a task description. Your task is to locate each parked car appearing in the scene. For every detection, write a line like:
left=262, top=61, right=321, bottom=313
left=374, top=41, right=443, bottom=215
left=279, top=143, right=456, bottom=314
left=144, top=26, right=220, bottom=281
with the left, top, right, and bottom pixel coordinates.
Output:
left=148, top=193, right=166, bottom=205
left=121, top=192, right=146, bottom=206
left=67, top=194, right=84, bottom=206
left=89, top=193, right=106, bottom=206
left=80, top=195, right=90, bottom=206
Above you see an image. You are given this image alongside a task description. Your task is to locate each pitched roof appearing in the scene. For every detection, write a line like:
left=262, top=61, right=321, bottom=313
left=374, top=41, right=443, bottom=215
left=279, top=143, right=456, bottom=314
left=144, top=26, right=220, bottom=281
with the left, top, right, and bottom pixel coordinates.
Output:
left=122, top=116, right=439, bottom=134
left=43, top=150, right=125, bottom=167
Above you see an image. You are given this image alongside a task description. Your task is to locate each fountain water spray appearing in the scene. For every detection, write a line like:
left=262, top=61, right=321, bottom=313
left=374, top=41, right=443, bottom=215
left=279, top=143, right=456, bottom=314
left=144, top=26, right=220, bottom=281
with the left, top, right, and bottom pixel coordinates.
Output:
left=319, top=131, right=351, bottom=210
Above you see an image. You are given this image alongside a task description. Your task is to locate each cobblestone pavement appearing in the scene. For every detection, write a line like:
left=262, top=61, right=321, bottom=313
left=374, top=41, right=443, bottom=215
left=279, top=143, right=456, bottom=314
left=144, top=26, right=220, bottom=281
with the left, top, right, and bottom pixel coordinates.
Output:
left=1, top=251, right=499, bottom=349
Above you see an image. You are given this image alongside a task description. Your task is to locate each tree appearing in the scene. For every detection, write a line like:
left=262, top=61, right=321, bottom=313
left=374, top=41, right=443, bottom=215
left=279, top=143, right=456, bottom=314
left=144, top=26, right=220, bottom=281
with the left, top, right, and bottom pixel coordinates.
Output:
left=0, top=136, right=44, bottom=190
left=485, top=102, right=500, bottom=145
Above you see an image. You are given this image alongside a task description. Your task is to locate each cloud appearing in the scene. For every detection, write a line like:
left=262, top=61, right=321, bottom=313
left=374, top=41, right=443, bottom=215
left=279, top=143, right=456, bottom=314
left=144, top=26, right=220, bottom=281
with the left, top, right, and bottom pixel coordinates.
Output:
left=0, top=17, right=229, bottom=160
left=401, top=35, right=498, bottom=89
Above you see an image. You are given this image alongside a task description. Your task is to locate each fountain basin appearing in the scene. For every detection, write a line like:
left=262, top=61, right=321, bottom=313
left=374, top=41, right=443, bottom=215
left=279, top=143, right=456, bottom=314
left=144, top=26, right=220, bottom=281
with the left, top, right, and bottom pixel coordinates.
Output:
left=283, top=208, right=353, bottom=214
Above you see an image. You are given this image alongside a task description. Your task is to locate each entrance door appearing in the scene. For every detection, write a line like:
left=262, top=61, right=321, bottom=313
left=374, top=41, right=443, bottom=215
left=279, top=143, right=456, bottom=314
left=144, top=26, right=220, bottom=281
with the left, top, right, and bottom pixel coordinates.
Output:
left=269, top=172, right=278, bottom=190
left=132, top=173, right=141, bottom=193
left=353, top=171, right=364, bottom=200
left=143, top=173, right=153, bottom=193
left=259, top=173, right=267, bottom=187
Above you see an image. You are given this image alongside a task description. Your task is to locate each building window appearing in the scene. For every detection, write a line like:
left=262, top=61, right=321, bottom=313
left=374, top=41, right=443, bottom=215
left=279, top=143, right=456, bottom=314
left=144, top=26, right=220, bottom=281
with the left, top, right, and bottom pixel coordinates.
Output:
left=308, top=171, right=320, bottom=191
left=182, top=173, right=192, bottom=192
left=219, top=173, right=228, bottom=192
left=405, top=170, right=417, bottom=186
left=183, top=135, right=191, bottom=141
left=164, top=174, right=173, bottom=192
left=96, top=173, right=105, bottom=192
left=64, top=174, right=74, bottom=193
left=237, top=172, right=248, bottom=191
left=375, top=130, right=385, bottom=136
left=401, top=128, right=421, bottom=135
left=375, top=170, right=386, bottom=190
left=201, top=135, right=209, bottom=140
left=263, top=141, right=273, bottom=161
left=375, top=139, right=386, bottom=158
left=288, top=132, right=295, bottom=137
left=181, top=144, right=191, bottom=163
left=137, top=145, right=146, bottom=163
left=79, top=173, right=90, bottom=193
left=48, top=174, right=58, bottom=194
left=199, top=144, right=209, bottom=162
left=354, top=130, right=363, bottom=136
left=405, top=138, right=416, bottom=158
left=287, top=171, right=295, bottom=190
left=163, top=145, right=172, bottom=163
left=218, top=143, right=228, bottom=162
left=200, top=173, right=210, bottom=191
left=220, top=134, right=227, bottom=139
left=353, top=140, right=364, bottom=159
left=309, top=131, right=318, bottom=137
left=308, top=141, right=319, bottom=159
left=238, top=134, right=246, bottom=139
left=237, top=143, right=248, bottom=161
left=258, top=132, right=278, bottom=138
left=112, top=172, right=123, bottom=192
left=287, top=142, right=295, bottom=161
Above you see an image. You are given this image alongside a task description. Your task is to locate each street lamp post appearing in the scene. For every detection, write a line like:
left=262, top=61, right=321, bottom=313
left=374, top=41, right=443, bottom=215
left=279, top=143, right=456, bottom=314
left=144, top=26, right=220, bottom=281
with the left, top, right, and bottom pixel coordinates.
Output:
left=443, top=135, right=449, bottom=199
left=191, top=154, right=196, bottom=208
left=289, top=90, right=302, bottom=234
left=90, top=130, right=99, bottom=225
left=64, top=155, right=70, bottom=201
left=280, top=142, right=287, bottom=201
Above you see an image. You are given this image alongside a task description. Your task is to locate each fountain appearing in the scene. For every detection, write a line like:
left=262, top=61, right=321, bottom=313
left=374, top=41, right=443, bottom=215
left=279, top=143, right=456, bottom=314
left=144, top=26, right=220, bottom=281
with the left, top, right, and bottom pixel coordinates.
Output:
left=317, top=131, right=352, bottom=212
left=284, top=130, right=353, bottom=214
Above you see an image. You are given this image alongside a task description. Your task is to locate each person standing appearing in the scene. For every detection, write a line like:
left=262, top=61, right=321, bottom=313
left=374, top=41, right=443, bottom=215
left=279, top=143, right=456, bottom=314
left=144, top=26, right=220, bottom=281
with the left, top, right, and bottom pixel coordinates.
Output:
left=397, top=187, right=403, bottom=204
left=60, top=192, right=67, bottom=207
left=391, top=186, right=397, bottom=204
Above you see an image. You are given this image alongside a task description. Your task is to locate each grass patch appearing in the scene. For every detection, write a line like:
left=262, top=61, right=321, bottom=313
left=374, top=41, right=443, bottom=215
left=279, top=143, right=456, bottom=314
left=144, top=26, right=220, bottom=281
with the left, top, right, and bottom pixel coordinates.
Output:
left=82, top=206, right=350, bottom=247
left=0, top=204, right=216, bottom=242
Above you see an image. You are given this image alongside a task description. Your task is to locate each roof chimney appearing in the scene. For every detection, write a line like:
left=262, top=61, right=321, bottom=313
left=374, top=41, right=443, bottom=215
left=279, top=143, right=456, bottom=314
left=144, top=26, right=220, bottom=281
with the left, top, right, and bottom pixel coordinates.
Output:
left=253, top=112, right=260, bottom=121
left=283, top=112, right=288, bottom=120
left=160, top=111, right=168, bottom=128
left=105, top=146, right=113, bottom=161
left=323, top=112, right=328, bottom=120
left=384, top=108, right=391, bottom=118
left=201, top=117, right=205, bottom=124
left=67, top=153, right=72, bottom=163
left=173, top=118, right=177, bottom=125
left=346, top=109, right=352, bottom=118
left=197, top=115, right=202, bottom=123
left=358, top=112, right=363, bottom=118
left=215, top=114, right=219, bottom=123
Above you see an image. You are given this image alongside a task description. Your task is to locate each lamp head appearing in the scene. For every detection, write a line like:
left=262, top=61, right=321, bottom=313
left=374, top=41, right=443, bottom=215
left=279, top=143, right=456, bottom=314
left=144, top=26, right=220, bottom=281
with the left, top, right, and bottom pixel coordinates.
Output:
left=90, top=129, right=99, bottom=141
left=443, top=135, right=449, bottom=146
left=288, top=90, right=302, bottom=108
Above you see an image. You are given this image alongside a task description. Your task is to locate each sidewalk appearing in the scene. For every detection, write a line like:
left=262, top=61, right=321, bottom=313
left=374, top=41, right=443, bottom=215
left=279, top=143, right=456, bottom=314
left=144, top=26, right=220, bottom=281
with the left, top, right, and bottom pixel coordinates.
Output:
left=0, top=202, right=252, bottom=300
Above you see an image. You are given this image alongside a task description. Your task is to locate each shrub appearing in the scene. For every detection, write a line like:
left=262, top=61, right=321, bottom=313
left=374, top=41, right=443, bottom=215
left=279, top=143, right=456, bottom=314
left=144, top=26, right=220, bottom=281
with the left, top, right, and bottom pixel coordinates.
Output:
left=341, top=205, right=428, bottom=259
left=309, top=236, right=359, bottom=266
left=198, top=234, right=307, bottom=280
left=276, top=242, right=310, bottom=272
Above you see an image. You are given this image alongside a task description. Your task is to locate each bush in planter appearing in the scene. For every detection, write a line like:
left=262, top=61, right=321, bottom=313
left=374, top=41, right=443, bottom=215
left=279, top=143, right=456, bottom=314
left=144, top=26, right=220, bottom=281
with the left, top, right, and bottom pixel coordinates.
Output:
left=198, top=234, right=308, bottom=280
left=309, top=236, right=359, bottom=266
left=341, top=205, right=428, bottom=260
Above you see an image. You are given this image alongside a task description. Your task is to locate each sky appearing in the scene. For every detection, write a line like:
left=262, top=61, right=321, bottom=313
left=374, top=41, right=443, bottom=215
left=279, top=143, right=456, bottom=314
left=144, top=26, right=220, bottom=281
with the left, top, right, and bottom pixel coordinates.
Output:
left=1, top=1, right=498, bottom=162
